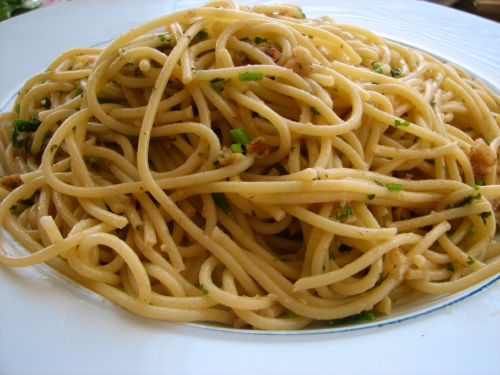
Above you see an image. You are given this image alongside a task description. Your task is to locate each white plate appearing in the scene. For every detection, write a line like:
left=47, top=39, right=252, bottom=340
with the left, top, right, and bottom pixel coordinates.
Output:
left=1, top=0, right=500, bottom=374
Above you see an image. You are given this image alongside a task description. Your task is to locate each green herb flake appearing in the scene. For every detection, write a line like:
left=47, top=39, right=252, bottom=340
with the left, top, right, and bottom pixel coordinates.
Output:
left=386, top=183, right=403, bottom=191
left=467, top=256, right=476, bottom=265
left=394, top=119, right=410, bottom=128
left=210, top=77, right=228, bottom=84
left=456, top=193, right=481, bottom=207
left=374, top=180, right=383, bottom=186
left=446, top=263, right=455, bottom=272
left=390, top=67, right=402, bottom=77
left=229, top=128, right=251, bottom=145
left=329, top=252, right=336, bottom=260
left=336, top=204, right=353, bottom=221
left=12, top=118, right=41, bottom=133
left=473, top=179, right=485, bottom=190
left=310, top=106, right=321, bottom=116
left=367, top=194, right=376, bottom=200
left=212, top=192, right=229, bottom=211
left=210, top=83, right=223, bottom=96
left=254, top=36, right=267, bottom=44
left=323, top=310, right=376, bottom=327
left=285, top=309, right=298, bottom=318
left=191, top=29, right=209, bottom=44
left=239, top=71, right=263, bottom=81
left=75, top=86, right=84, bottom=97
left=14, top=104, right=20, bottom=113
left=371, top=61, right=383, bottom=74
left=481, top=211, right=492, bottom=219
left=157, top=34, right=170, bottom=42
left=465, top=230, right=474, bottom=237
left=50, top=144, right=57, bottom=153
left=89, top=156, right=104, bottom=164
left=199, top=284, right=209, bottom=295
left=156, top=44, right=172, bottom=52
left=12, top=118, right=42, bottom=148
left=230, top=143, right=244, bottom=153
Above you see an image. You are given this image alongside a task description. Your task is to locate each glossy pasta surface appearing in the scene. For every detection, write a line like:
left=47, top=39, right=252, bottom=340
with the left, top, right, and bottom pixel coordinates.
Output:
left=1, top=1, right=500, bottom=330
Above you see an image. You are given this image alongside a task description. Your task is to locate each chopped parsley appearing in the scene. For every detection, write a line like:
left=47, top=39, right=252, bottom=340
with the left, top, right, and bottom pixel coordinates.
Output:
left=386, top=183, right=403, bottom=191
left=323, top=310, right=376, bottom=327
left=89, top=156, right=104, bottom=164
left=212, top=193, right=229, bottom=211
left=157, top=34, right=171, bottom=42
left=481, top=211, right=492, bottom=219
left=336, top=204, right=353, bottom=221
left=310, top=106, right=321, bottom=116
left=456, top=193, right=481, bottom=207
left=191, top=29, right=208, bottom=44
left=230, top=143, right=244, bottom=154
left=239, top=71, right=263, bottom=81
left=210, top=83, right=222, bottom=96
left=75, top=86, right=84, bottom=97
left=12, top=117, right=42, bottom=149
left=394, top=119, right=410, bottom=128
left=473, top=179, right=485, bottom=190
left=229, top=128, right=251, bottom=145
left=210, top=77, right=228, bottom=84
left=371, top=61, right=383, bottom=74
left=199, top=284, right=209, bottom=295
left=390, top=67, right=402, bottom=77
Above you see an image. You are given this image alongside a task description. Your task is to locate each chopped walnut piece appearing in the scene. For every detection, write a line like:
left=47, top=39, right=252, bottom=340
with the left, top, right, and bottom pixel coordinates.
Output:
left=0, top=174, right=22, bottom=189
left=469, top=138, right=495, bottom=177
left=246, top=136, right=269, bottom=158
left=284, top=46, right=313, bottom=76
left=258, top=46, right=282, bottom=62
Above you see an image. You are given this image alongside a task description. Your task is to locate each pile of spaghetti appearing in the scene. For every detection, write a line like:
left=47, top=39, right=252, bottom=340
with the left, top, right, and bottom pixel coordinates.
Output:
left=1, top=1, right=500, bottom=330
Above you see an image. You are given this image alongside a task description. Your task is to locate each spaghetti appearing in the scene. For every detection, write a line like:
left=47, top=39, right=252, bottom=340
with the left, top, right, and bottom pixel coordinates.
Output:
left=1, top=0, right=500, bottom=330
